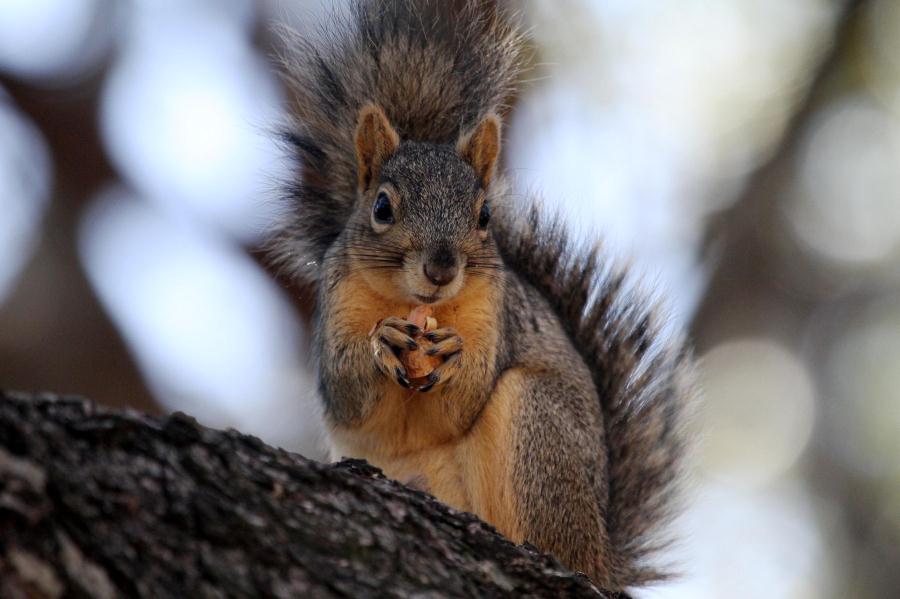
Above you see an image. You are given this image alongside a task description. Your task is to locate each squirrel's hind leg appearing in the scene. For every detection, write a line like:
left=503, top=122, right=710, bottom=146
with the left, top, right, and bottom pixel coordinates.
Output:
left=464, top=367, right=612, bottom=586
left=457, top=368, right=526, bottom=544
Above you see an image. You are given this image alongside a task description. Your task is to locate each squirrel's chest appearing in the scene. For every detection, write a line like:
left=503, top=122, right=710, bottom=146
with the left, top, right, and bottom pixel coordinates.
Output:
left=325, top=274, right=501, bottom=448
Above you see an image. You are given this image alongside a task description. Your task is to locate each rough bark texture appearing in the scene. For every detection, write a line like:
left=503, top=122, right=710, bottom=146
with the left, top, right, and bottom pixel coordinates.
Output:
left=0, top=391, right=623, bottom=598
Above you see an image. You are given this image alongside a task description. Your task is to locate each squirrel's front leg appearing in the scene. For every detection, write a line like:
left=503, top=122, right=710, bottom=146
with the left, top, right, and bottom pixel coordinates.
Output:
left=370, top=316, right=422, bottom=389
left=417, top=327, right=464, bottom=392
left=317, top=288, right=403, bottom=426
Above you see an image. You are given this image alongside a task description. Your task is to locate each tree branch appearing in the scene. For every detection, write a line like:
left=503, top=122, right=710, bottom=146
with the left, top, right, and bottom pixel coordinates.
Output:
left=0, top=391, right=621, bottom=598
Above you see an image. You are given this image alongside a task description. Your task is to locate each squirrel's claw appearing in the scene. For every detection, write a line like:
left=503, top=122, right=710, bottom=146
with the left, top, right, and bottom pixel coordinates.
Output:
left=418, top=352, right=462, bottom=392
left=374, top=349, right=411, bottom=389
left=395, top=367, right=411, bottom=388
left=424, top=332, right=463, bottom=358
left=375, top=317, right=419, bottom=351
left=370, top=317, right=418, bottom=387
left=423, top=327, right=458, bottom=343
left=371, top=337, right=404, bottom=375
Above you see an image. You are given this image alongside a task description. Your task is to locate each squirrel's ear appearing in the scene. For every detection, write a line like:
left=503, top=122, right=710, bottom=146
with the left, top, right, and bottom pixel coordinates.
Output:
left=355, top=104, right=400, bottom=191
left=458, top=114, right=501, bottom=188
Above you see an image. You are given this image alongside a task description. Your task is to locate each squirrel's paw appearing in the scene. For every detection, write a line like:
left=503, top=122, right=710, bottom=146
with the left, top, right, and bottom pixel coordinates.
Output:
left=418, top=327, right=463, bottom=392
left=423, top=327, right=463, bottom=358
left=418, top=348, right=463, bottom=393
left=370, top=317, right=420, bottom=388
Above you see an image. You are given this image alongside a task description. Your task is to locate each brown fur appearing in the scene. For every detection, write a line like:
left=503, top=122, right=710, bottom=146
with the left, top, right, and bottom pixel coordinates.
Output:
left=355, top=104, right=400, bottom=190
left=272, top=0, right=693, bottom=591
left=458, top=114, right=501, bottom=187
left=329, top=314, right=524, bottom=547
left=326, top=267, right=502, bottom=456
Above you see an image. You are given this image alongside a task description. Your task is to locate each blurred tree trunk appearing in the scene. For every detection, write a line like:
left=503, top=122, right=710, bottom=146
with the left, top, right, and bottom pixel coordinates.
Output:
left=0, top=391, right=622, bottom=599
left=0, top=74, right=159, bottom=415
left=689, top=0, right=868, bottom=349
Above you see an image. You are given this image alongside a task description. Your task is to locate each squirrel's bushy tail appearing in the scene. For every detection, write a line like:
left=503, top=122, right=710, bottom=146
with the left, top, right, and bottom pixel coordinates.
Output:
left=274, top=0, right=523, bottom=280
left=494, top=201, right=693, bottom=587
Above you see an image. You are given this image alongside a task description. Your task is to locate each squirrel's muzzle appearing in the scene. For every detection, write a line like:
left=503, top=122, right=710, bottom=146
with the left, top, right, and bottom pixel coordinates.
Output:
left=424, top=248, right=459, bottom=287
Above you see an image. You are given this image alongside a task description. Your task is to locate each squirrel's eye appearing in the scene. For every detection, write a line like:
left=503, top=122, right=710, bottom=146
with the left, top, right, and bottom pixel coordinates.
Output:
left=372, top=192, right=395, bottom=225
left=477, top=202, right=491, bottom=229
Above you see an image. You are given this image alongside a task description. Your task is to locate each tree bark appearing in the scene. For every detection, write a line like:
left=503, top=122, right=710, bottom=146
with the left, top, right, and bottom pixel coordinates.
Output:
left=0, top=391, right=621, bottom=598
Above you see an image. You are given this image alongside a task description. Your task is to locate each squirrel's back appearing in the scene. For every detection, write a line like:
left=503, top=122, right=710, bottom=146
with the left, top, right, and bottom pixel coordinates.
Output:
left=274, top=0, right=693, bottom=589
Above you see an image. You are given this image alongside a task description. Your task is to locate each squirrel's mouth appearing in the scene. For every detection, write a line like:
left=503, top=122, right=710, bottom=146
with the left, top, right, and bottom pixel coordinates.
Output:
left=413, top=294, right=441, bottom=304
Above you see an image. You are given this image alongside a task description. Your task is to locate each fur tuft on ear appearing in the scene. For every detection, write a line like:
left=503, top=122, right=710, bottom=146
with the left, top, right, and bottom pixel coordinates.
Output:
left=458, top=114, right=501, bottom=188
left=355, top=104, right=400, bottom=191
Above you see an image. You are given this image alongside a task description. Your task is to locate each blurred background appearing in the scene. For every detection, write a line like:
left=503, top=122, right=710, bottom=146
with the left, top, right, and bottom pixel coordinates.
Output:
left=0, top=0, right=897, bottom=596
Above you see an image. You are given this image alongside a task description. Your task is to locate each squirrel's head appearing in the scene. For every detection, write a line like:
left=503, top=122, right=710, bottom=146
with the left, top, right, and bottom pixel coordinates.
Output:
left=343, top=104, right=502, bottom=305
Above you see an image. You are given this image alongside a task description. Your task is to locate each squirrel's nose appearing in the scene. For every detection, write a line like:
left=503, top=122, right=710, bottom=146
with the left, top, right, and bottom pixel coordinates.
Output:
left=424, top=251, right=458, bottom=287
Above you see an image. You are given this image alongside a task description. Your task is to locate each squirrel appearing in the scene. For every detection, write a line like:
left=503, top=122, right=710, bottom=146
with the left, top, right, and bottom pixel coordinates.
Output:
left=270, top=0, right=694, bottom=591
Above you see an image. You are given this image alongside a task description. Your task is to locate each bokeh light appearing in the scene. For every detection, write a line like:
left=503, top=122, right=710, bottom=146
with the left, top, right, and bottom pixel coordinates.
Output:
left=658, top=481, right=832, bottom=599
left=508, top=0, right=835, bottom=327
left=0, top=0, right=114, bottom=82
left=698, top=338, right=816, bottom=487
left=100, top=3, right=289, bottom=243
left=789, top=95, right=900, bottom=268
left=78, top=187, right=322, bottom=455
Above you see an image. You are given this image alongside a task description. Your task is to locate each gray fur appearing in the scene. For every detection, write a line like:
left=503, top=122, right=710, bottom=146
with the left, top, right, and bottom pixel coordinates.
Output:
left=271, top=0, right=693, bottom=589
left=494, top=202, right=694, bottom=586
